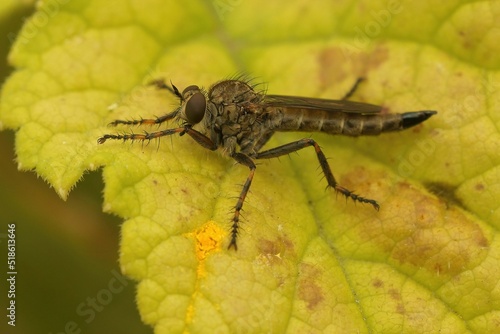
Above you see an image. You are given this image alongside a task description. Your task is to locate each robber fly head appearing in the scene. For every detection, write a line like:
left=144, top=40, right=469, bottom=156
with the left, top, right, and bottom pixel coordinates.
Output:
left=178, top=85, right=207, bottom=125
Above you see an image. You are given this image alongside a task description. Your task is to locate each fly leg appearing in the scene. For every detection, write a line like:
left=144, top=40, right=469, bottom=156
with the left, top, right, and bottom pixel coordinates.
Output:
left=107, top=110, right=179, bottom=127
left=98, top=125, right=217, bottom=152
left=107, top=79, right=182, bottom=127
left=228, top=153, right=257, bottom=250
left=341, top=77, right=364, bottom=100
left=252, top=131, right=275, bottom=153
left=254, top=138, right=380, bottom=210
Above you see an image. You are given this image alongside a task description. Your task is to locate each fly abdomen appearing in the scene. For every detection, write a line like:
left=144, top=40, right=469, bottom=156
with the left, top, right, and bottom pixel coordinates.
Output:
left=278, top=108, right=436, bottom=136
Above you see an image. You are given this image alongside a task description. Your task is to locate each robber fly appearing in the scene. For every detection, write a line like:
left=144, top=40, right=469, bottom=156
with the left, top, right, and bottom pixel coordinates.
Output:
left=98, top=78, right=437, bottom=250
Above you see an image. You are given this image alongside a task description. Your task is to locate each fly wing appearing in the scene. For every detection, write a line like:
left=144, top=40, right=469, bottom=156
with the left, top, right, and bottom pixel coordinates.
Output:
left=263, top=94, right=382, bottom=114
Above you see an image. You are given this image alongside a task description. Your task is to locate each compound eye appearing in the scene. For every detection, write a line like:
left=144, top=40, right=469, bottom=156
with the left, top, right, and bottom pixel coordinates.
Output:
left=182, top=85, right=199, bottom=96
left=185, top=92, right=206, bottom=124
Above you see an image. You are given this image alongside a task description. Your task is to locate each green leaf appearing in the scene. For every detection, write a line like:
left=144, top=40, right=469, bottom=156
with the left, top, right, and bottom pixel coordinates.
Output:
left=1, top=0, right=499, bottom=333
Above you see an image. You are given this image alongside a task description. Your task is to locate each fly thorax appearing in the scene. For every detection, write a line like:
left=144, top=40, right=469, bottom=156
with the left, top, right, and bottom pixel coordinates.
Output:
left=208, top=79, right=262, bottom=106
left=207, top=79, right=266, bottom=154
left=212, top=102, right=256, bottom=137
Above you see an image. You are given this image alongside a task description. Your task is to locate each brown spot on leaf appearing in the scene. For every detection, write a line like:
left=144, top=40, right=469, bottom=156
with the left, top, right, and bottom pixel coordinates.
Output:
left=258, top=235, right=296, bottom=264
left=316, top=45, right=389, bottom=93
left=297, top=263, right=324, bottom=310
left=475, top=183, right=485, bottom=191
left=372, top=278, right=384, bottom=288
left=457, top=30, right=476, bottom=50
left=355, top=180, right=489, bottom=277
left=338, top=166, right=380, bottom=196
left=389, top=288, right=401, bottom=300
left=256, top=235, right=297, bottom=288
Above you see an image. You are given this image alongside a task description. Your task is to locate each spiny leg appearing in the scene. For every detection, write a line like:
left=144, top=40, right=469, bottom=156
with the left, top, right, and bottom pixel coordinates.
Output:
left=228, top=153, right=257, bottom=250
left=97, top=127, right=186, bottom=144
left=341, top=77, right=364, bottom=100
left=98, top=125, right=218, bottom=151
left=108, top=79, right=182, bottom=127
left=255, top=138, right=380, bottom=210
left=107, top=110, right=179, bottom=127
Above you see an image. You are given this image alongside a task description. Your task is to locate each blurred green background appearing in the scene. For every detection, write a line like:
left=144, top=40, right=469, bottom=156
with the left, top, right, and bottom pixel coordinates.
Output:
left=0, top=1, right=150, bottom=333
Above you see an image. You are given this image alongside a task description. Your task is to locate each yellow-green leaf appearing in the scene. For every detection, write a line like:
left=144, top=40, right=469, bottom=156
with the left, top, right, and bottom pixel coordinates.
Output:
left=1, top=0, right=499, bottom=333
